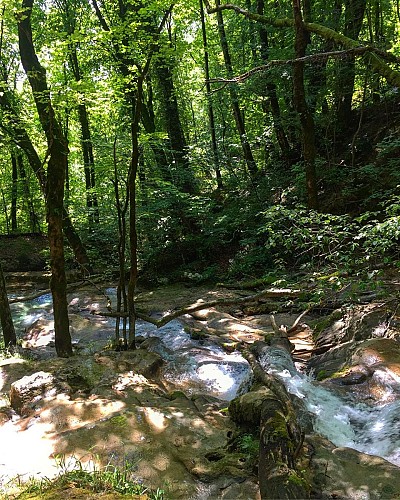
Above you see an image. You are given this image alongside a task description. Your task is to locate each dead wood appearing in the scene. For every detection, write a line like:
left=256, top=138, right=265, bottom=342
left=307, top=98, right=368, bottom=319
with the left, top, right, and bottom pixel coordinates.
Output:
left=95, top=287, right=302, bottom=328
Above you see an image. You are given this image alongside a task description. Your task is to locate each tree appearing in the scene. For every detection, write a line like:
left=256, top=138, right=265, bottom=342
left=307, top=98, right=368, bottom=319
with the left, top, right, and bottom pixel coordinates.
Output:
left=214, top=0, right=258, bottom=179
left=0, top=262, right=16, bottom=348
left=17, top=0, right=72, bottom=357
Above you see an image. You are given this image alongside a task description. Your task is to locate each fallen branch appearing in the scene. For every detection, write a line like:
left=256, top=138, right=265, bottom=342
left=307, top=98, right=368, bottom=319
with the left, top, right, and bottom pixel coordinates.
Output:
left=95, top=287, right=302, bottom=328
left=9, top=281, right=87, bottom=304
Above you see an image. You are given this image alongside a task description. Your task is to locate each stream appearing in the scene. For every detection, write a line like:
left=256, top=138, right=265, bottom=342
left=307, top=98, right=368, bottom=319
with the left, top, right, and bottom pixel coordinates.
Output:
left=260, top=345, right=400, bottom=467
left=7, top=288, right=400, bottom=472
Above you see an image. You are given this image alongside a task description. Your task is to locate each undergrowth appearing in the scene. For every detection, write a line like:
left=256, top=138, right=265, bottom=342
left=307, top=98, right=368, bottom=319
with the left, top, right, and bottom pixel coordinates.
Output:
left=3, top=455, right=166, bottom=499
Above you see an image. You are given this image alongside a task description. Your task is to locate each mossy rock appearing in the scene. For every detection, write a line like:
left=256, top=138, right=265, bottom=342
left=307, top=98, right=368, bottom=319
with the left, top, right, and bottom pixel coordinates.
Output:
left=313, top=309, right=343, bottom=339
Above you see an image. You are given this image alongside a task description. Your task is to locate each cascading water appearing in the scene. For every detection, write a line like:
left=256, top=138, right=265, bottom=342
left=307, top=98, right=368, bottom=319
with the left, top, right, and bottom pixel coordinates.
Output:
left=259, top=345, right=400, bottom=466
left=11, top=289, right=253, bottom=401
left=136, top=320, right=253, bottom=401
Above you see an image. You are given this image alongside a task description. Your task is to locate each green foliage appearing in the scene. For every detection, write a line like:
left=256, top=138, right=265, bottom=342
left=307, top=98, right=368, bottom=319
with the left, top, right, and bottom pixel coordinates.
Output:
left=236, top=433, right=260, bottom=459
left=9, top=455, right=166, bottom=499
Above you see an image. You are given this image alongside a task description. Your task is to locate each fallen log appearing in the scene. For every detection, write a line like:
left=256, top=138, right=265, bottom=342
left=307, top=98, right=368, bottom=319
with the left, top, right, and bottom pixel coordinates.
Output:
left=242, top=346, right=310, bottom=500
left=95, top=287, right=302, bottom=328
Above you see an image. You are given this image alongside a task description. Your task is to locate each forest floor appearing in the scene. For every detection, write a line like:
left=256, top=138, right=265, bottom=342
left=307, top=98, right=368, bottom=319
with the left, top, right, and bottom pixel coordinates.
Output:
left=1, top=267, right=400, bottom=498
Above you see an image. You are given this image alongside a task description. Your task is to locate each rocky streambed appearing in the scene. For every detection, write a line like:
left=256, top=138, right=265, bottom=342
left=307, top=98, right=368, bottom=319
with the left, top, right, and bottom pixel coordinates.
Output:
left=1, top=279, right=400, bottom=499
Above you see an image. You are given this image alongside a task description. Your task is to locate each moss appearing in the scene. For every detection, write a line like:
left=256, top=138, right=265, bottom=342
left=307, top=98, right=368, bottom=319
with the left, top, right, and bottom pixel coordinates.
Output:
left=168, top=390, right=187, bottom=400
left=316, top=370, right=328, bottom=381
left=109, top=414, right=128, bottom=428
left=264, top=333, right=274, bottom=344
left=268, top=412, right=290, bottom=440
left=313, top=309, right=343, bottom=339
left=317, top=365, right=349, bottom=381
left=286, top=470, right=311, bottom=492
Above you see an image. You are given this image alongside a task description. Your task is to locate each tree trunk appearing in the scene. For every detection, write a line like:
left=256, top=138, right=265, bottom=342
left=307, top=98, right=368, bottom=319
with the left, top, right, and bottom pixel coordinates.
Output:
left=17, top=153, right=41, bottom=233
left=292, top=0, right=318, bottom=209
left=69, top=46, right=100, bottom=225
left=335, top=0, right=367, bottom=129
left=155, top=58, right=196, bottom=194
left=18, top=0, right=72, bottom=357
left=0, top=262, right=16, bottom=348
left=215, top=0, right=258, bottom=179
left=200, top=0, right=223, bottom=189
left=257, top=0, right=291, bottom=162
left=10, top=149, right=18, bottom=233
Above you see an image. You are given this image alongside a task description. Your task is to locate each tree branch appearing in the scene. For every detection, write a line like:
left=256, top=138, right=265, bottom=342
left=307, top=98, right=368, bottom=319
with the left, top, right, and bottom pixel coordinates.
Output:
left=94, top=287, right=301, bottom=327
left=205, top=3, right=400, bottom=88
left=207, top=46, right=389, bottom=84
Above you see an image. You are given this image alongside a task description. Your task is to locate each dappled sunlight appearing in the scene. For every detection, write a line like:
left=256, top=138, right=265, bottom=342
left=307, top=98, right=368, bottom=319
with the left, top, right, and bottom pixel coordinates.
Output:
left=143, top=407, right=167, bottom=432
left=39, top=396, right=126, bottom=433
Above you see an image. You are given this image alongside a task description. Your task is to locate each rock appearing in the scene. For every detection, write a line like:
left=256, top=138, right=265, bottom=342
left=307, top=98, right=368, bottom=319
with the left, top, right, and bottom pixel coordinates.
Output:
left=9, top=371, right=71, bottom=415
left=309, top=435, right=400, bottom=499
left=327, top=370, right=368, bottom=386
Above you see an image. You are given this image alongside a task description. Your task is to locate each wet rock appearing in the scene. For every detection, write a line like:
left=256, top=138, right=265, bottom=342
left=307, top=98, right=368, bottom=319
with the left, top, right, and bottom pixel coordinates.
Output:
left=314, top=303, right=395, bottom=349
left=10, top=371, right=71, bottom=415
left=309, top=435, right=400, bottom=499
left=327, top=370, right=368, bottom=386
left=94, top=349, right=165, bottom=379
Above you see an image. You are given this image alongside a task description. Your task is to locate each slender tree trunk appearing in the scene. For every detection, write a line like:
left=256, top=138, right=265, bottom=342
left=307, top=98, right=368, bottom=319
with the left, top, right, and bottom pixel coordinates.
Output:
left=17, top=154, right=41, bottom=233
left=1, top=187, right=10, bottom=234
left=69, top=47, right=100, bottom=225
left=113, top=136, right=128, bottom=348
left=18, top=0, right=72, bottom=357
left=215, top=0, right=258, bottom=179
left=257, top=0, right=291, bottom=162
left=200, top=0, right=223, bottom=189
left=155, top=58, right=196, bottom=193
left=335, top=0, right=367, bottom=128
left=292, top=0, right=318, bottom=209
left=127, top=90, right=141, bottom=350
left=0, top=263, right=16, bottom=348
left=10, top=150, right=18, bottom=233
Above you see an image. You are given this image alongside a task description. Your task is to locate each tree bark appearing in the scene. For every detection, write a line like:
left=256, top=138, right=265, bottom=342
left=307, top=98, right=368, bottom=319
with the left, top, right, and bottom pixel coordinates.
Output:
left=0, top=262, right=16, bottom=348
left=17, top=0, right=72, bottom=357
left=292, top=0, right=318, bottom=209
left=215, top=0, right=258, bottom=179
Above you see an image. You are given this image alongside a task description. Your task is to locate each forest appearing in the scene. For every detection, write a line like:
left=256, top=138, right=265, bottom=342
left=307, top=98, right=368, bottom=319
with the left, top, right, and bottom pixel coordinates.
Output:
left=1, top=0, right=399, bottom=356
left=0, top=0, right=400, bottom=356
left=0, top=0, right=400, bottom=498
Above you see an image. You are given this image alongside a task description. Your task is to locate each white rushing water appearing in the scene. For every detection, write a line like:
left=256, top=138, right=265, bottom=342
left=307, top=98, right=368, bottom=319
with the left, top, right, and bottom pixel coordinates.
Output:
left=259, top=346, right=400, bottom=466
left=136, top=319, right=253, bottom=401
